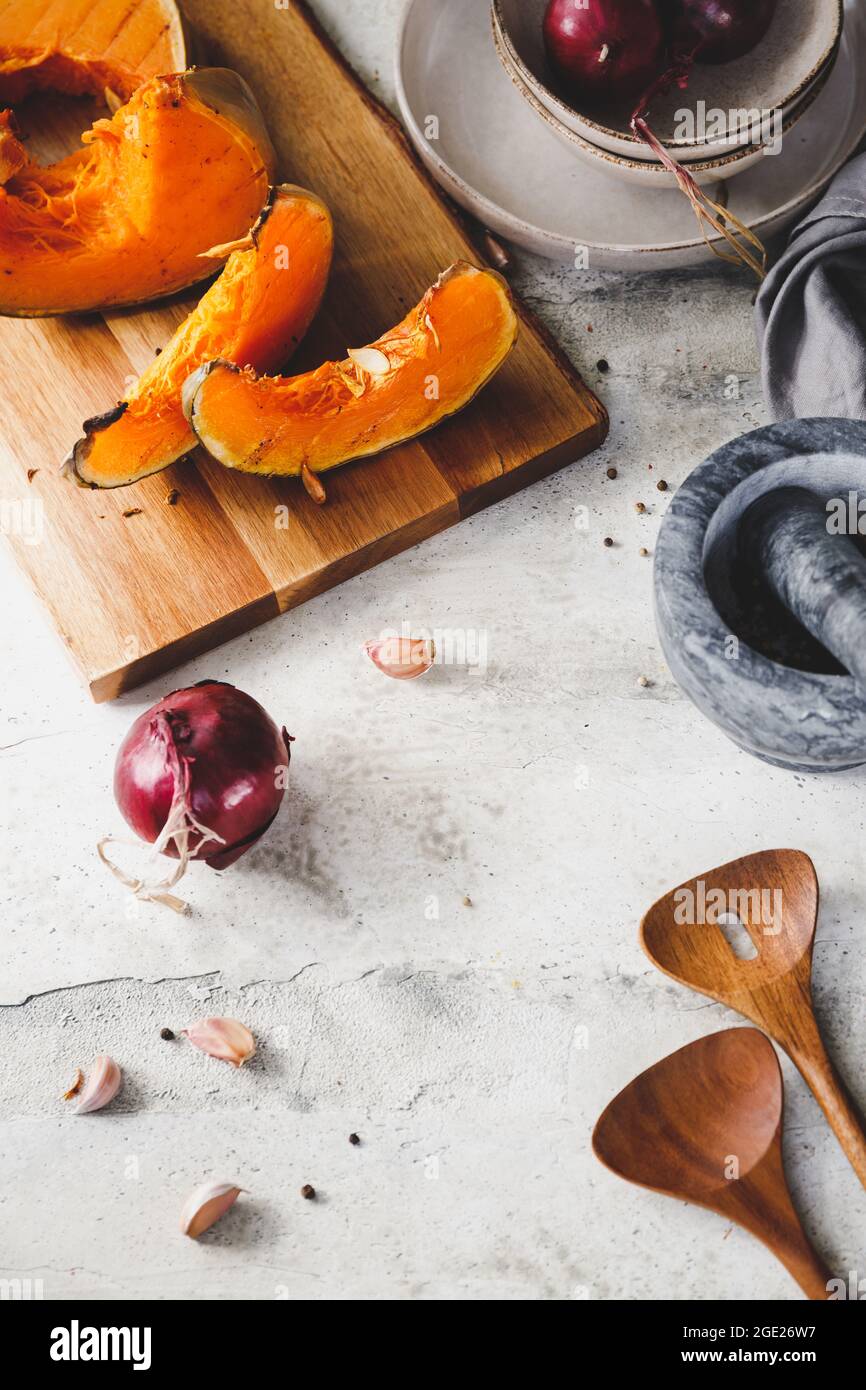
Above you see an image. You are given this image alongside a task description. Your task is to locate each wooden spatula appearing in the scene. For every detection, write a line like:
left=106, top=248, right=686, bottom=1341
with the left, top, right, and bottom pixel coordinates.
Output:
left=592, top=1028, right=832, bottom=1299
left=640, top=848, right=866, bottom=1189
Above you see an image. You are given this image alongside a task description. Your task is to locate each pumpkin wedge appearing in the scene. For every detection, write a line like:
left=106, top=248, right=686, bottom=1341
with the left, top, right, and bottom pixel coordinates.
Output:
left=0, top=0, right=187, bottom=104
left=67, top=185, right=334, bottom=489
left=183, top=262, right=519, bottom=496
left=0, top=110, right=25, bottom=181
left=0, top=68, right=275, bottom=316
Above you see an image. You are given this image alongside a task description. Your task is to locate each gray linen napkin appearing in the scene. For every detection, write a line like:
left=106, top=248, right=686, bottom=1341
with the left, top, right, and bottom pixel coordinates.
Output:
left=755, top=151, right=866, bottom=421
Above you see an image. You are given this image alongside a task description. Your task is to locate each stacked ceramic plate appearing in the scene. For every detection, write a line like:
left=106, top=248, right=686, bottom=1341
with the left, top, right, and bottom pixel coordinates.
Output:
left=395, top=0, right=865, bottom=268
left=491, top=0, right=843, bottom=189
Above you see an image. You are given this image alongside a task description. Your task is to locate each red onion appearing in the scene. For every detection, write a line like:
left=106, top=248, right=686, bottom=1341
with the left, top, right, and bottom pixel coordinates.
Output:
left=629, top=0, right=778, bottom=278
left=664, top=1, right=778, bottom=66
left=543, top=0, right=665, bottom=106
left=101, top=680, right=292, bottom=911
left=540, top=0, right=777, bottom=275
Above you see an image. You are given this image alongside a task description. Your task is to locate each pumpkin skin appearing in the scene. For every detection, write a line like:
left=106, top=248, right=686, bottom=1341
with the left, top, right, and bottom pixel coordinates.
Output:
left=0, top=0, right=187, bottom=105
left=0, top=68, right=275, bottom=316
left=67, top=185, right=334, bottom=489
left=182, top=262, right=519, bottom=488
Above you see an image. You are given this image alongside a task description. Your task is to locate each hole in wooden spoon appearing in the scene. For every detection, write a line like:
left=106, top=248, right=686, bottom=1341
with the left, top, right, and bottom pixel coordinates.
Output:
left=717, top=912, right=759, bottom=961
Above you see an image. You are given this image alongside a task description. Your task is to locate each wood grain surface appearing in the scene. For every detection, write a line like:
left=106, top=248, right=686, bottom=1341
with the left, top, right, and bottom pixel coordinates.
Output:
left=641, top=848, right=866, bottom=1194
left=0, top=0, right=607, bottom=701
left=593, top=1028, right=834, bottom=1300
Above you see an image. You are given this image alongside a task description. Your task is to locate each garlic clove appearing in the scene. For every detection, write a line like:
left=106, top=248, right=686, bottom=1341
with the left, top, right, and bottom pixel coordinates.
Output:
left=180, top=1181, right=244, bottom=1238
left=181, top=1017, right=256, bottom=1068
left=75, top=1055, right=122, bottom=1114
left=363, top=636, right=435, bottom=681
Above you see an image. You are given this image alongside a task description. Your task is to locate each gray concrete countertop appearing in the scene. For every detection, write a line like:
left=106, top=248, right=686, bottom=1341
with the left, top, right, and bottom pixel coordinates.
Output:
left=1, top=0, right=864, bottom=1302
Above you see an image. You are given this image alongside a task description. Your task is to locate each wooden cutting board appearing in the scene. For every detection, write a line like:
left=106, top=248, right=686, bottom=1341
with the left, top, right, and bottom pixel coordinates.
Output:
left=0, top=0, right=607, bottom=702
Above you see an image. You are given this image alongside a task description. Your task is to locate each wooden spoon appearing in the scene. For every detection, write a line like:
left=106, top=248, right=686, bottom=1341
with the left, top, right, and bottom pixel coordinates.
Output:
left=640, top=848, right=866, bottom=1189
left=592, top=1028, right=832, bottom=1299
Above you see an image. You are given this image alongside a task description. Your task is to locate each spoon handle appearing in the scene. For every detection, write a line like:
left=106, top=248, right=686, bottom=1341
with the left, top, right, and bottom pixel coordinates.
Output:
left=769, top=1227, right=833, bottom=1302
left=782, top=1012, right=866, bottom=1191
left=734, top=1156, right=834, bottom=1300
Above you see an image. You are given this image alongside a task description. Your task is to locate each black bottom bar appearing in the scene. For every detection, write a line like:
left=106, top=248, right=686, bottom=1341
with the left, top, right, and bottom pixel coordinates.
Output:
left=8, top=1296, right=862, bottom=1375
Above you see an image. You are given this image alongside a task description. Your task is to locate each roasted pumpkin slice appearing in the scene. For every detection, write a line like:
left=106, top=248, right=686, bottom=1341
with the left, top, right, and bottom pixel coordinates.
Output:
left=67, top=185, right=334, bottom=489
left=0, top=110, right=25, bottom=182
left=0, top=68, right=275, bottom=316
left=183, top=262, right=519, bottom=495
left=0, top=0, right=187, bottom=104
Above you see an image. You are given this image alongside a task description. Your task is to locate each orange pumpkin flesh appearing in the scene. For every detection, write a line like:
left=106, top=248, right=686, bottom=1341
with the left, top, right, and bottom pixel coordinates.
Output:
left=0, top=109, right=25, bottom=181
left=0, top=0, right=187, bottom=104
left=183, top=262, right=519, bottom=489
left=68, top=185, right=334, bottom=489
left=0, top=68, right=275, bottom=316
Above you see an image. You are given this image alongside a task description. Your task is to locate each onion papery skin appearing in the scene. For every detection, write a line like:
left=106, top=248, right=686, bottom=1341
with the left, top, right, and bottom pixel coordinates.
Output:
left=114, top=681, right=291, bottom=871
left=543, top=0, right=666, bottom=106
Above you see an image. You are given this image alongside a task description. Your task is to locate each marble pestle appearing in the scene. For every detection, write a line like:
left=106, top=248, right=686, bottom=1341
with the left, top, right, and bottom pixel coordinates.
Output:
left=739, top=486, right=866, bottom=696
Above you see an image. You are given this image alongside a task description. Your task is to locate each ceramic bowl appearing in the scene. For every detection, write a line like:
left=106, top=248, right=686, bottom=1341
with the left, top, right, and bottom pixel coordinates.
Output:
left=394, top=0, right=866, bottom=269
left=492, top=0, right=844, bottom=163
left=495, top=29, right=835, bottom=191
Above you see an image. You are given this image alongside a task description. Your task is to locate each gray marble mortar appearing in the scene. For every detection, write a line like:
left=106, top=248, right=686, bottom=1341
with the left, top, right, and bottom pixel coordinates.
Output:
left=654, top=418, right=866, bottom=773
